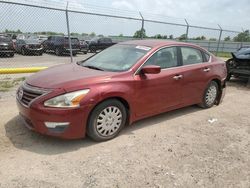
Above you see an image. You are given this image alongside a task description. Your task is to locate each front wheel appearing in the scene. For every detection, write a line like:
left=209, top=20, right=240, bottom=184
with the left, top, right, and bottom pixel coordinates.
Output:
left=199, top=81, right=219, bottom=109
left=87, top=99, right=127, bottom=142
left=21, top=48, right=26, bottom=56
left=55, top=48, right=61, bottom=56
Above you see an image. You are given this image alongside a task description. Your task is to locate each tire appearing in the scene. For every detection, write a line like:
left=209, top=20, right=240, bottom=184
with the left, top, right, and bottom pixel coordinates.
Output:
left=83, top=51, right=88, bottom=54
left=72, top=52, right=77, bottom=56
left=55, top=48, right=61, bottom=56
left=87, top=99, right=127, bottom=142
left=90, top=47, right=96, bottom=53
left=199, top=81, right=219, bottom=109
left=9, top=53, right=14, bottom=57
left=226, top=73, right=231, bottom=81
left=21, top=48, right=26, bottom=56
left=225, top=58, right=234, bottom=81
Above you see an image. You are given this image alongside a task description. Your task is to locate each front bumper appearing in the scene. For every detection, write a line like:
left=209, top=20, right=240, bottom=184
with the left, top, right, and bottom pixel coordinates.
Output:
left=25, top=48, right=43, bottom=54
left=16, top=98, right=92, bottom=139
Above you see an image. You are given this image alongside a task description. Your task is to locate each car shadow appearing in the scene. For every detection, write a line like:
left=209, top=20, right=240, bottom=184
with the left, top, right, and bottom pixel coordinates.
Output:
left=227, top=78, right=250, bottom=90
left=4, top=105, right=200, bottom=155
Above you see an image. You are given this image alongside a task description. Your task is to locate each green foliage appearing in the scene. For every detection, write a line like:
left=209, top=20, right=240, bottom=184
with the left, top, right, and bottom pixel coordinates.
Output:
left=194, top=36, right=206, bottom=40
left=4, top=29, right=22, bottom=34
left=224, top=36, right=231, bottom=41
left=179, top=34, right=187, bottom=40
left=233, top=30, right=250, bottom=42
left=169, top=35, right=174, bottom=39
left=133, top=28, right=147, bottom=38
left=89, top=32, right=96, bottom=37
left=154, top=34, right=167, bottom=39
left=209, top=38, right=217, bottom=41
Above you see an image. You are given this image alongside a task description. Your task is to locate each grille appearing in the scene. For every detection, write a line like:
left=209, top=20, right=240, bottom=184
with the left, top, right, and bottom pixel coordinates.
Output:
left=18, top=83, right=48, bottom=106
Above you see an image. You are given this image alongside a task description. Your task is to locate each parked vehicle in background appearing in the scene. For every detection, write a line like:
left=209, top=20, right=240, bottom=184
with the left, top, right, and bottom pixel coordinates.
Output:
left=15, top=39, right=43, bottom=56
left=0, top=34, right=15, bottom=57
left=29, top=35, right=48, bottom=43
left=43, top=36, right=80, bottom=56
left=16, top=40, right=226, bottom=141
left=88, top=37, right=116, bottom=53
left=226, top=46, right=250, bottom=80
left=79, top=40, right=89, bottom=54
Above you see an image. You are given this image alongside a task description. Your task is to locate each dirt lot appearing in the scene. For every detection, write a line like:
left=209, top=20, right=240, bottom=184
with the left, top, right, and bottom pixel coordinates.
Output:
left=0, top=79, right=249, bottom=188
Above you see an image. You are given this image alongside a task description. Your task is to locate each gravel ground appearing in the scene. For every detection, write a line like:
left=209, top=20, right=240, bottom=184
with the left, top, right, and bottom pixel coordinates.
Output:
left=0, top=78, right=249, bottom=188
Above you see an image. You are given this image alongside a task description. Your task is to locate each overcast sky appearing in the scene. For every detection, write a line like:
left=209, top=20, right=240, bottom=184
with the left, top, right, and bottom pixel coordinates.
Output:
left=84, top=0, right=250, bottom=30
left=0, top=0, right=249, bottom=38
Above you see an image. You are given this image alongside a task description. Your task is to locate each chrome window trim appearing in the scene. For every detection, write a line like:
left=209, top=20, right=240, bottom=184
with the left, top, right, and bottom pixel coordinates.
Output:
left=134, top=45, right=212, bottom=75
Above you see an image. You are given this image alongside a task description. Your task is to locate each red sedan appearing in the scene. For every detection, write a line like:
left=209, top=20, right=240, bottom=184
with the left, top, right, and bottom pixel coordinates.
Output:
left=16, top=40, right=227, bottom=141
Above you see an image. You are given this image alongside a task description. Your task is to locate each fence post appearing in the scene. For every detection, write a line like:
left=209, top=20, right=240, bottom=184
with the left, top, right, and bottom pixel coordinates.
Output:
left=184, top=19, right=189, bottom=42
left=66, top=2, right=73, bottom=63
left=216, top=24, right=222, bottom=56
left=139, top=12, right=144, bottom=39
left=241, top=28, right=245, bottom=47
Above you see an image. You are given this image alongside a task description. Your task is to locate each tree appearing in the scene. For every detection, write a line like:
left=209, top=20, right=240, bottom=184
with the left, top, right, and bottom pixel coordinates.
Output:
left=200, top=36, right=206, bottom=40
left=179, top=34, right=187, bottom=40
left=154, top=34, right=163, bottom=39
left=89, top=32, right=96, bottom=37
left=169, top=34, right=174, bottom=39
left=209, top=38, right=217, bottom=41
left=224, top=36, right=231, bottom=41
left=98, top=34, right=104, bottom=37
left=133, top=28, right=146, bottom=38
left=118, top=34, right=123, bottom=37
left=233, top=30, right=250, bottom=42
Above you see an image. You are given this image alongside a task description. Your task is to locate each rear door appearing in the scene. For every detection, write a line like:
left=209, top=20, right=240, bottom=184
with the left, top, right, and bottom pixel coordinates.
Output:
left=134, top=46, right=183, bottom=117
left=179, top=46, right=213, bottom=105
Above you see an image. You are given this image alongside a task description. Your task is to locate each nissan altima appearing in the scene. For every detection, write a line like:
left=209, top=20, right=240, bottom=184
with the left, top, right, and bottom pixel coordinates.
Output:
left=16, top=40, right=227, bottom=141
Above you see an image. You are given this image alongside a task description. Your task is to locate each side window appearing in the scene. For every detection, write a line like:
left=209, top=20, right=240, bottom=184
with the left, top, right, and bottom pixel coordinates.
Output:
left=143, top=47, right=178, bottom=69
left=181, top=47, right=203, bottom=65
left=203, top=52, right=210, bottom=62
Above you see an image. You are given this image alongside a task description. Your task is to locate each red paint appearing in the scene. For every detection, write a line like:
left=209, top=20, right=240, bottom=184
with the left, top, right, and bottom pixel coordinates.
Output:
left=16, top=40, right=227, bottom=139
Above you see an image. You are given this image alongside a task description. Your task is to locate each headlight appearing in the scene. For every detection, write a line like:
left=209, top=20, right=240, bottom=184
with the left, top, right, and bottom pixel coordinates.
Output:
left=44, top=89, right=90, bottom=108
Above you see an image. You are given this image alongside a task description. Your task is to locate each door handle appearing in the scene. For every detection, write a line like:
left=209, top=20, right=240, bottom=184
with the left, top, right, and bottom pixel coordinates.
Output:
left=203, top=68, right=210, bottom=72
left=173, top=75, right=183, bottom=80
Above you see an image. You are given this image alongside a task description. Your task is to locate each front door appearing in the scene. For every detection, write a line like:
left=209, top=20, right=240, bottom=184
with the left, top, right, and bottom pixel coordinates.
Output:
left=134, top=46, right=183, bottom=117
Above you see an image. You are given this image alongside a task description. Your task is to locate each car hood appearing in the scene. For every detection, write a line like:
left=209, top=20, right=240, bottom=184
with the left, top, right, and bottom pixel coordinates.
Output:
left=26, top=63, right=119, bottom=90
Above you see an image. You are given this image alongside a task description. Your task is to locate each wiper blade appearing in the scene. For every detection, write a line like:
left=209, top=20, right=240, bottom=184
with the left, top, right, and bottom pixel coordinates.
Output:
left=83, top=65, right=104, bottom=71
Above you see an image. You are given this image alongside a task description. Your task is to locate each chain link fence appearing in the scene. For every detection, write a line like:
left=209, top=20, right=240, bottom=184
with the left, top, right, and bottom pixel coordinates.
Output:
left=0, top=0, right=250, bottom=78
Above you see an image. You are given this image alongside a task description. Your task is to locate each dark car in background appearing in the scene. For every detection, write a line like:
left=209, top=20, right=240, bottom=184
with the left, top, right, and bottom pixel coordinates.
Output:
left=88, top=37, right=116, bottom=53
left=0, top=35, right=15, bottom=57
left=15, top=39, right=43, bottom=56
left=226, top=46, right=250, bottom=80
left=43, top=36, right=80, bottom=56
left=79, top=40, right=89, bottom=54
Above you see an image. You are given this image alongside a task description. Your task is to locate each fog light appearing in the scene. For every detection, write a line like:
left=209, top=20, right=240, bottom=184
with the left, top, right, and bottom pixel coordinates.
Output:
left=44, top=122, right=70, bottom=128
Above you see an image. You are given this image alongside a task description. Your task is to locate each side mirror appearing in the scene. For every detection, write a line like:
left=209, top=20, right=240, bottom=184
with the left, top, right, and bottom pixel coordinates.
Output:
left=141, top=65, right=161, bottom=74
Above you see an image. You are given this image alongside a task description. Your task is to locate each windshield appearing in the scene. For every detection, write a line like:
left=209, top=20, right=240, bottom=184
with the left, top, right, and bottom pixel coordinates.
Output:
left=81, top=44, right=150, bottom=72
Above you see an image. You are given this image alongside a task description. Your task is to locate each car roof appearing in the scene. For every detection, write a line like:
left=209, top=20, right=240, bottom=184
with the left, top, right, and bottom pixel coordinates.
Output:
left=120, top=39, right=200, bottom=48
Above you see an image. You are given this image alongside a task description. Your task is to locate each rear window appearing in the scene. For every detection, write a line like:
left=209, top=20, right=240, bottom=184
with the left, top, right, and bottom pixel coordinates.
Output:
left=0, top=37, right=11, bottom=42
left=64, top=37, right=79, bottom=44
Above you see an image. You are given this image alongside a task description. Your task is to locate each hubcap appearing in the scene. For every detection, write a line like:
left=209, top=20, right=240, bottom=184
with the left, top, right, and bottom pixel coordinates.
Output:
left=95, top=106, right=122, bottom=137
left=205, top=85, right=217, bottom=106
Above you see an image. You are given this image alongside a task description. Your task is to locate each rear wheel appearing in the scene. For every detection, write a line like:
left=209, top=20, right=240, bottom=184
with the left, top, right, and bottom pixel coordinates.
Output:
left=226, top=58, right=234, bottom=81
left=21, top=48, right=26, bottom=56
left=87, top=99, right=127, bottom=141
left=199, top=81, right=219, bottom=108
left=9, top=52, right=14, bottom=57
left=55, top=48, right=61, bottom=56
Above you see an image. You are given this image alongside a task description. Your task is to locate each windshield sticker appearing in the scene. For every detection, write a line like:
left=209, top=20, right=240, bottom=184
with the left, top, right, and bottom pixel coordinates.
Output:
left=135, top=46, right=151, bottom=51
